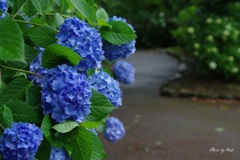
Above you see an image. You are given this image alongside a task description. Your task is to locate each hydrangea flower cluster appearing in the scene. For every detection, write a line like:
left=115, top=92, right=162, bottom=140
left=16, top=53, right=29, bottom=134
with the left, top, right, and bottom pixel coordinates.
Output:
left=0, top=122, right=43, bottom=160
left=56, top=17, right=104, bottom=71
left=89, top=71, right=122, bottom=107
left=0, top=0, right=7, bottom=19
left=103, top=16, right=136, bottom=61
left=50, top=147, right=71, bottom=160
left=28, top=49, right=49, bottom=86
left=41, top=64, right=92, bottom=123
left=103, top=117, right=126, bottom=142
left=113, top=60, right=135, bottom=84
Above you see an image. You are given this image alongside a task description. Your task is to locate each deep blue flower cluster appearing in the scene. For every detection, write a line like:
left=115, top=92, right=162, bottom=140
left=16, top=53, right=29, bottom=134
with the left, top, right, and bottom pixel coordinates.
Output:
left=56, top=17, right=104, bottom=71
left=0, top=122, right=43, bottom=160
left=0, top=0, right=7, bottom=19
left=103, top=117, right=125, bottom=142
left=50, top=147, right=71, bottom=160
left=41, top=64, right=92, bottom=123
left=103, top=16, right=136, bottom=61
left=28, top=49, right=49, bottom=86
left=89, top=71, right=122, bottom=107
left=113, top=60, right=135, bottom=84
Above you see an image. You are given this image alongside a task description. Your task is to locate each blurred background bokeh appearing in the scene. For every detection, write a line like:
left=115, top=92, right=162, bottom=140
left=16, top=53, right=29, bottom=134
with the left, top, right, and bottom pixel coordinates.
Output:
left=100, top=0, right=240, bottom=81
left=98, top=0, right=240, bottom=159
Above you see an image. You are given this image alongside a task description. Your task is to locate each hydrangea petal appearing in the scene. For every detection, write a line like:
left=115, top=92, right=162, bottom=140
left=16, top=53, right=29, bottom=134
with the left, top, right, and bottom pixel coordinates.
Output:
left=103, top=117, right=125, bottom=142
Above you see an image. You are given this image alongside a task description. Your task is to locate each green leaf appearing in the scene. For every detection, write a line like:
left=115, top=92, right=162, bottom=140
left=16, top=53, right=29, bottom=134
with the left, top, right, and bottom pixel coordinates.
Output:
left=41, top=44, right=82, bottom=68
left=26, top=86, right=43, bottom=125
left=52, top=120, right=79, bottom=133
left=22, top=0, right=37, bottom=17
left=96, top=8, right=108, bottom=22
left=81, top=121, right=103, bottom=129
left=0, top=77, right=32, bottom=106
left=0, top=19, right=25, bottom=63
left=28, top=26, right=57, bottom=48
left=26, top=86, right=41, bottom=106
left=30, top=0, right=50, bottom=15
left=86, top=90, right=115, bottom=122
left=41, top=115, right=53, bottom=142
left=6, top=100, right=37, bottom=123
left=69, top=0, right=96, bottom=25
left=0, top=106, right=13, bottom=128
left=89, top=131, right=107, bottom=160
left=97, top=19, right=111, bottom=27
left=24, top=45, right=40, bottom=64
left=2, top=45, right=39, bottom=69
left=35, top=136, right=51, bottom=160
left=100, top=20, right=137, bottom=45
left=0, top=81, right=6, bottom=94
left=55, top=13, right=65, bottom=26
left=66, top=127, right=92, bottom=160
left=41, top=115, right=65, bottom=148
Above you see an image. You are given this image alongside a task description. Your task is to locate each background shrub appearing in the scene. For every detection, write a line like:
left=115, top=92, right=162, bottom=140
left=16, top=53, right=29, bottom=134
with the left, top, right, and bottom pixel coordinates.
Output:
left=101, top=0, right=240, bottom=81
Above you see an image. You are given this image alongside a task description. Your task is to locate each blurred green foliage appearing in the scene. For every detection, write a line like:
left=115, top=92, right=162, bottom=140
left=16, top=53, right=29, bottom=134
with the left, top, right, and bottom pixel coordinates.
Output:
left=100, top=0, right=240, bottom=80
left=173, top=1, right=240, bottom=80
left=98, top=0, right=182, bottom=48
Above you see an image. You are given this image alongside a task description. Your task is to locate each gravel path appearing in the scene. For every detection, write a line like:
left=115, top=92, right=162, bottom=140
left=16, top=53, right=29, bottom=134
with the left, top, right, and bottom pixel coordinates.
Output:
left=101, top=49, right=240, bottom=160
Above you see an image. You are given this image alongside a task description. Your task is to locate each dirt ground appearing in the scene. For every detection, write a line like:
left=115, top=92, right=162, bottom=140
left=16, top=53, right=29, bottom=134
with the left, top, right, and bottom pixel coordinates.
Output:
left=100, top=49, right=240, bottom=160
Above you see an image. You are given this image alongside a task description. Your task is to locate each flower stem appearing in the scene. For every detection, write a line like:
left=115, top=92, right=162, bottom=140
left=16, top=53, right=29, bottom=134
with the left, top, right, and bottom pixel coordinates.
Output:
left=12, top=0, right=29, bottom=19
left=0, top=64, right=42, bottom=79
left=46, top=12, right=71, bottom=18
left=13, top=19, right=43, bottom=26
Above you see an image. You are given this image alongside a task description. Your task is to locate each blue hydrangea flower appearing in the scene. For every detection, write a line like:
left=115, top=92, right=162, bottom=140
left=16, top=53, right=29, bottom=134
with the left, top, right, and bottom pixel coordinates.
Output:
left=89, top=71, right=122, bottom=107
left=103, top=16, right=136, bottom=61
left=50, top=147, right=71, bottom=160
left=56, top=17, right=104, bottom=71
left=0, top=122, right=43, bottom=160
left=103, top=117, right=125, bottom=142
left=113, top=60, right=135, bottom=84
left=28, top=49, right=49, bottom=86
left=41, top=64, right=92, bottom=123
left=0, top=0, right=7, bottom=19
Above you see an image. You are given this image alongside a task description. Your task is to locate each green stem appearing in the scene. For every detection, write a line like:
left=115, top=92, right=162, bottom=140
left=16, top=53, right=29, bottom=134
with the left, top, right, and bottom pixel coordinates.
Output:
left=46, top=12, right=71, bottom=18
left=13, top=19, right=43, bottom=26
left=13, top=19, right=59, bottom=32
left=12, top=0, right=29, bottom=19
left=0, top=64, right=42, bottom=79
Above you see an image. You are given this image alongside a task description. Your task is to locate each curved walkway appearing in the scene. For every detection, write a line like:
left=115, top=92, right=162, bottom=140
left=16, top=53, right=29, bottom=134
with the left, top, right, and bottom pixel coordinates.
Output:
left=101, top=49, right=240, bottom=160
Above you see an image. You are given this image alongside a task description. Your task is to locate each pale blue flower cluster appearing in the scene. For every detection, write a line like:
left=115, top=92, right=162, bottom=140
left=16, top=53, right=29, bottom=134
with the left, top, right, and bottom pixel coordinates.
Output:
left=28, top=50, right=49, bottom=86
left=89, top=71, right=122, bottom=107
left=103, top=117, right=125, bottom=142
left=50, top=147, right=71, bottom=160
left=113, top=60, right=135, bottom=84
left=0, top=0, right=7, bottom=19
left=103, top=16, right=136, bottom=61
left=0, top=122, right=43, bottom=160
left=41, top=64, right=92, bottom=123
left=56, top=17, right=104, bottom=71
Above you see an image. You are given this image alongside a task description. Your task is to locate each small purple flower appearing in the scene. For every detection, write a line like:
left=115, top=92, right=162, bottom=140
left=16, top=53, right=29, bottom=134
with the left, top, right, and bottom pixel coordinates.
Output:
left=103, top=117, right=125, bottom=142
left=50, top=147, right=71, bottom=160
left=89, top=71, right=122, bottom=107
left=0, top=122, right=43, bottom=160
left=41, top=64, right=92, bottom=123
left=113, top=60, right=135, bottom=84
left=28, top=49, right=49, bottom=86
left=0, top=0, right=7, bottom=19
left=56, top=17, right=104, bottom=71
left=103, top=16, right=136, bottom=61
